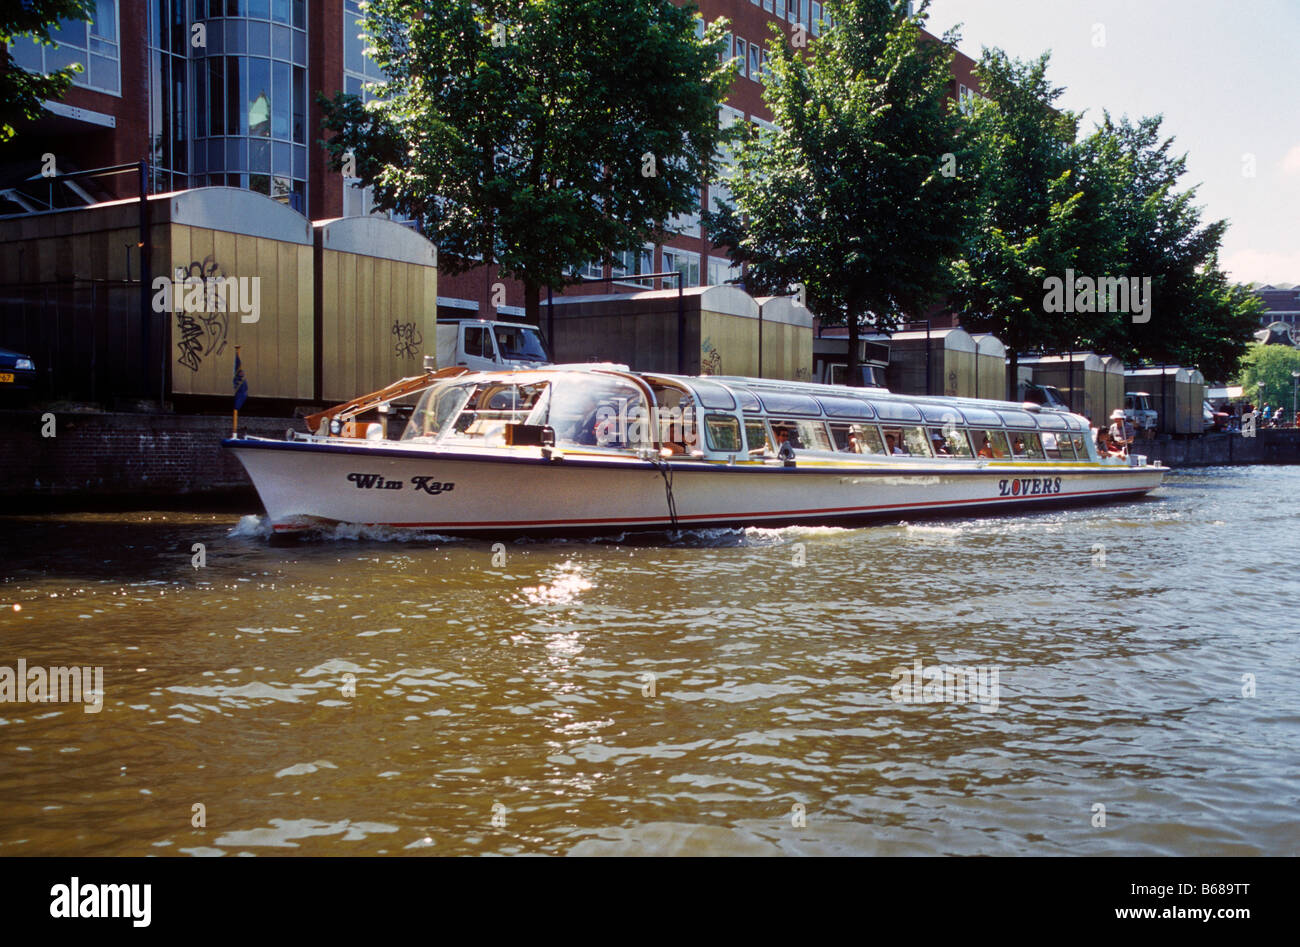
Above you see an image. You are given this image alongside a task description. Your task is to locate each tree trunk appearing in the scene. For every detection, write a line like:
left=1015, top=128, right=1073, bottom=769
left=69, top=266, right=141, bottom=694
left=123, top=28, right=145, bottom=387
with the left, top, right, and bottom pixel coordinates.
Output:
left=524, top=283, right=541, bottom=326
left=846, top=304, right=861, bottom=387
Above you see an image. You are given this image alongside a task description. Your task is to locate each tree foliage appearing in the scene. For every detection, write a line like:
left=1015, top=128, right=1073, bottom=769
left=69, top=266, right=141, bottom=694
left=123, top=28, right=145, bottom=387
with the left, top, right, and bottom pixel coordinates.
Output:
left=948, top=49, right=1088, bottom=377
left=0, top=0, right=92, bottom=141
left=705, top=0, right=976, bottom=384
left=955, top=53, right=1260, bottom=383
left=319, top=0, right=734, bottom=321
left=1237, top=342, right=1300, bottom=412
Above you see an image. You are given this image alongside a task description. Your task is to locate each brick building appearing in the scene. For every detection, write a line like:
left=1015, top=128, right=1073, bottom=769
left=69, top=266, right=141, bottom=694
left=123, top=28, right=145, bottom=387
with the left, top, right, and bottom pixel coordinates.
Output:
left=3, top=0, right=979, bottom=322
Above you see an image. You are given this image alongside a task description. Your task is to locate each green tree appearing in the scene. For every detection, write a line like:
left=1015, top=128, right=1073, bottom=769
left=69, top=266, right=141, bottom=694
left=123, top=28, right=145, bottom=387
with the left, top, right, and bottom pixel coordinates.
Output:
left=705, top=0, right=976, bottom=385
left=1074, top=114, right=1259, bottom=380
left=319, top=0, right=733, bottom=323
left=1237, top=342, right=1300, bottom=415
left=950, top=48, right=1090, bottom=386
left=0, top=0, right=92, bottom=141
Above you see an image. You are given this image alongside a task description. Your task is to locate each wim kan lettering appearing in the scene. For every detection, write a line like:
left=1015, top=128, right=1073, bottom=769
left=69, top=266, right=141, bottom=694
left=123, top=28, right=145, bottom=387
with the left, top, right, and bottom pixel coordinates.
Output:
left=348, top=473, right=454, bottom=495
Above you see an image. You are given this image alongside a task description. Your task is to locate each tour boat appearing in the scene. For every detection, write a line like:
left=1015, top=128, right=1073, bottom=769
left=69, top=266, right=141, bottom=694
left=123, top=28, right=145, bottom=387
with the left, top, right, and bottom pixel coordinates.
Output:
left=223, top=363, right=1166, bottom=536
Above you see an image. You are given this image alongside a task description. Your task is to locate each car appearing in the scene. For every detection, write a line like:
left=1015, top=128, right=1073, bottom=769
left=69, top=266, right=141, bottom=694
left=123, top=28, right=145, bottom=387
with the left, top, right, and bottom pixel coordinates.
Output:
left=0, top=347, right=37, bottom=390
left=1202, top=400, right=1229, bottom=432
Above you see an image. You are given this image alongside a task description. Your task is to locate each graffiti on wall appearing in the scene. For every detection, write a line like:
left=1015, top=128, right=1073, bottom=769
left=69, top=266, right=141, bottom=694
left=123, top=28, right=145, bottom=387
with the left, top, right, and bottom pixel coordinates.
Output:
left=392, top=321, right=423, bottom=359
left=173, top=255, right=231, bottom=373
left=701, top=337, right=723, bottom=376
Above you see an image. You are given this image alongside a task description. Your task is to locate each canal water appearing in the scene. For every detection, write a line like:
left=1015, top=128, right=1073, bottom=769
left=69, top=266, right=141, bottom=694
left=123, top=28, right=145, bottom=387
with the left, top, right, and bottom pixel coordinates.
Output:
left=1, top=465, right=1296, bottom=856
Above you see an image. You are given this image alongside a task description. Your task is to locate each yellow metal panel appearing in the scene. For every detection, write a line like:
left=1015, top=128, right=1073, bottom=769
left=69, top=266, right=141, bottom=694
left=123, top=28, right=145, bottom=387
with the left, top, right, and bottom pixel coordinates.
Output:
left=297, top=245, right=313, bottom=397
left=277, top=241, right=298, bottom=395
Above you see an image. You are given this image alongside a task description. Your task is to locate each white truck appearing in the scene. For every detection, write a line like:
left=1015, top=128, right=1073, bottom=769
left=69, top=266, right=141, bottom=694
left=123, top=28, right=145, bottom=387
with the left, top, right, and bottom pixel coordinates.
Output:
left=1124, top=392, right=1158, bottom=437
left=435, top=318, right=552, bottom=371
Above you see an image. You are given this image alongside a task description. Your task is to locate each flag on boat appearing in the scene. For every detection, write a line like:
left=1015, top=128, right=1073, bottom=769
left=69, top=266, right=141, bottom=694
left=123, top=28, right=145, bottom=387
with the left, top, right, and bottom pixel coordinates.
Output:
left=233, top=348, right=248, bottom=410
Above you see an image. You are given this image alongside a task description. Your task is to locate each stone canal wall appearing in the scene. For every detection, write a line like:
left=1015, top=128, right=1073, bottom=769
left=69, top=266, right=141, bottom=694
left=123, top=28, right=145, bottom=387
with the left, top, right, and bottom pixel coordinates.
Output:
left=1139, top=430, right=1300, bottom=467
left=2, top=412, right=1299, bottom=505
left=0, top=409, right=296, bottom=503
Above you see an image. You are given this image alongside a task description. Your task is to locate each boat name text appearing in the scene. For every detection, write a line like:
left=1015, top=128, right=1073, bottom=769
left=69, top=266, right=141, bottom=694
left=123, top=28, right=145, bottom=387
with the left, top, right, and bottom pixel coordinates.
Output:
left=347, top=473, right=455, bottom=494
left=998, top=477, right=1062, bottom=497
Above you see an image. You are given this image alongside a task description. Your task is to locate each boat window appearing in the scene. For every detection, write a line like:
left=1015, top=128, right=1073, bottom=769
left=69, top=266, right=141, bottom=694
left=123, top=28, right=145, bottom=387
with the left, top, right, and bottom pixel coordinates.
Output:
left=403, top=382, right=476, bottom=440
left=927, top=426, right=973, bottom=458
left=550, top=375, right=651, bottom=450
left=921, top=405, right=965, bottom=425
left=881, top=426, right=930, bottom=456
left=1035, top=413, right=1069, bottom=430
left=817, top=396, right=875, bottom=420
left=1053, top=432, right=1077, bottom=460
left=1010, top=431, right=1045, bottom=459
left=961, top=407, right=1003, bottom=427
left=770, top=418, right=833, bottom=451
left=973, top=429, right=1011, bottom=459
left=997, top=409, right=1038, bottom=429
left=744, top=419, right=770, bottom=454
left=1071, top=434, right=1091, bottom=459
left=705, top=414, right=742, bottom=452
left=868, top=400, right=923, bottom=423
left=829, top=422, right=885, bottom=455
left=689, top=380, right=738, bottom=410
left=901, top=426, right=932, bottom=457
left=733, top=388, right=763, bottom=413
left=1041, top=431, right=1062, bottom=459
left=758, top=391, right=822, bottom=417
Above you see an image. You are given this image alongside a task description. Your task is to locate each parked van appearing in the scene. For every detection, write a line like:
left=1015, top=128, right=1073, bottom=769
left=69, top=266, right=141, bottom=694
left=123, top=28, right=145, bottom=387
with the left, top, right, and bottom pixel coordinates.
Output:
left=1124, top=392, right=1158, bottom=435
left=436, top=319, right=551, bottom=371
left=1017, top=381, right=1069, bottom=410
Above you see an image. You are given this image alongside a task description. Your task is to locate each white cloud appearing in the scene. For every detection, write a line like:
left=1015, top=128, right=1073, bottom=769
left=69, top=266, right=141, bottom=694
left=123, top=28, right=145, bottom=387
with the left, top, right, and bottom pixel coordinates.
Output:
left=1222, top=247, right=1300, bottom=285
left=1283, top=144, right=1300, bottom=175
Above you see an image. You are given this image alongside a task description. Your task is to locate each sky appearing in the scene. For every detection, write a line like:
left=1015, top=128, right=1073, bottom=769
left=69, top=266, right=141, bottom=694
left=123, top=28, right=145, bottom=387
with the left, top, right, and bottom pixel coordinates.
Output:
left=922, top=0, right=1299, bottom=287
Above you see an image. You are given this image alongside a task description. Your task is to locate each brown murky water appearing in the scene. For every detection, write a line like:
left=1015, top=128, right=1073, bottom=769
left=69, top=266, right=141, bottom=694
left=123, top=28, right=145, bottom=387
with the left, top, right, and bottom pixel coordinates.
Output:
left=1, top=466, right=1297, bottom=855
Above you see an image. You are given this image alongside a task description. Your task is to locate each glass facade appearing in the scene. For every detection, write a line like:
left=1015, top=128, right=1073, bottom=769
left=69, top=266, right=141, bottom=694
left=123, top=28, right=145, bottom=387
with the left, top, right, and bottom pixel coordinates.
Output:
left=8, top=1, right=122, bottom=95
left=190, top=0, right=308, bottom=212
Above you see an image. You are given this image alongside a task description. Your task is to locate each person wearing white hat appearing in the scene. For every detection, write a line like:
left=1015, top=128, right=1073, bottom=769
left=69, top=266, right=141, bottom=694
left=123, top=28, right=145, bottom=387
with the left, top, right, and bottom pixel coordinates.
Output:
left=1108, top=409, right=1135, bottom=453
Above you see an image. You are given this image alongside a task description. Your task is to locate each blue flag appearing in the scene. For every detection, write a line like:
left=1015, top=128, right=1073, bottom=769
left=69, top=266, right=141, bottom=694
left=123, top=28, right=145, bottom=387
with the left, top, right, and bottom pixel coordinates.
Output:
left=233, top=351, right=248, bottom=410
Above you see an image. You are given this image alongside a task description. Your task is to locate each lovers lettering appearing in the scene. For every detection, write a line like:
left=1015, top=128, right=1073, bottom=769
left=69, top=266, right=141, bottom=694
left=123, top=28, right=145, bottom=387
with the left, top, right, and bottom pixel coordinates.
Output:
left=997, top=477, right=1063, bottom=497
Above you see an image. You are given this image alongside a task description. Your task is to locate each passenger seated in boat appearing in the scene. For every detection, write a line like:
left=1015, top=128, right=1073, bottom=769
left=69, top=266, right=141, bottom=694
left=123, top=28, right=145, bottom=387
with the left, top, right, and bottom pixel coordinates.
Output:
left=977, top=435, right=994, bottom=458
left=1012, top=436, right=1027, bottom=455
left=885, top=433, right=907, bottom=456
left=931, top=433, right=952, bottom=456
left=847, top=431, right=861, bottom=453
left=775, top=427, right=797, bottom=466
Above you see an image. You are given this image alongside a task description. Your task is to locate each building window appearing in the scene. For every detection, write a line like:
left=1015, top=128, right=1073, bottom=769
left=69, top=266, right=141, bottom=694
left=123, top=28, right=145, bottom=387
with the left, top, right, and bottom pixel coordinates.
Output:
left=663, top=247, right=700, bottom=289
left=812, top=3, right=823, bottom=36
left=776, top=0, right=787, bottom=17
left=8, top=1, right=122, bottom=95
left=749, top=43, right=761, bottom=81
left=708, top=256, right=740, bottom=287
left=613, top=246, right=656, bottom=288
left=734, top=37, right=747, bottom=78
left=764, top=0, right=774, bottom=12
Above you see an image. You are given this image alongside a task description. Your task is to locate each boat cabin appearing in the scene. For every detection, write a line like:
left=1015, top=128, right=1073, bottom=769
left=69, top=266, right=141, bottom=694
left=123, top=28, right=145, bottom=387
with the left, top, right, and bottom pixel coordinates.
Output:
left=393, top=366, right=1102, bottom=466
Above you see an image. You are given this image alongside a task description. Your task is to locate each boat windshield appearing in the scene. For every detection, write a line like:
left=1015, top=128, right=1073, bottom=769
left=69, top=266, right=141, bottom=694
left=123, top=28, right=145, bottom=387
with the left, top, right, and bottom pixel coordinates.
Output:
left=401, top=371, right=650, bottom=451
left=403, top=379, right=549, bottom=445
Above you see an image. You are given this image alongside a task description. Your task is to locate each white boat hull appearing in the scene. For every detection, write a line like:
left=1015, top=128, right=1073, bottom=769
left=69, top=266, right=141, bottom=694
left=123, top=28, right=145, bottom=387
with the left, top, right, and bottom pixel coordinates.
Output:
left=225, top=438, right=1166, bottom=536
